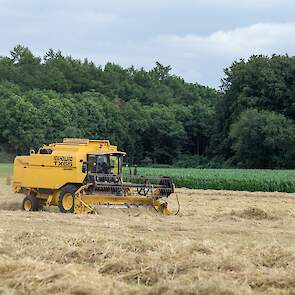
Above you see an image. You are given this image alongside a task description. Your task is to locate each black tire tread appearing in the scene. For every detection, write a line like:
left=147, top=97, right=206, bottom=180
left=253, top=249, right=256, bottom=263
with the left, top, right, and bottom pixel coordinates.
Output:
left=58, top=184, right=77, bottom=213
left=22, top=194, right=40, bottom=211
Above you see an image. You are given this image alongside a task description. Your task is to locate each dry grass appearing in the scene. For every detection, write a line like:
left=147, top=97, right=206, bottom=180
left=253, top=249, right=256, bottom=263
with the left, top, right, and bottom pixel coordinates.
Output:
left=0, top=179, right=295, bottom=295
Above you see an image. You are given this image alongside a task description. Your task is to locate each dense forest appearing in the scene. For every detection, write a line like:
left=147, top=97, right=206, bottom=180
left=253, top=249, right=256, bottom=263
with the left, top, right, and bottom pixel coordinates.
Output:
left=0, top=45, right=294, bottom=168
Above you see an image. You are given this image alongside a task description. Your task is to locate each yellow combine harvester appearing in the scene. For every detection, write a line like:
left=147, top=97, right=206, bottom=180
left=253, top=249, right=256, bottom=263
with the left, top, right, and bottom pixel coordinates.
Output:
left=12, top=138, right=174, bottom=215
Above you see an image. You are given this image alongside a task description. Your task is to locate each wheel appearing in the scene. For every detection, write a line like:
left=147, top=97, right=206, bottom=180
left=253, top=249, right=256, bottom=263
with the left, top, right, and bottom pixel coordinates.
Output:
left=58, top=184, right=77, bottom=213
left=22, top=194, right=40, bottom=212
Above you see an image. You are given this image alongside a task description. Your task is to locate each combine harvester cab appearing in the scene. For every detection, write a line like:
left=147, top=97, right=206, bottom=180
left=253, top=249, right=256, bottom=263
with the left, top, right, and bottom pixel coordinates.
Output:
left=12, top=138, right=174, bottom=215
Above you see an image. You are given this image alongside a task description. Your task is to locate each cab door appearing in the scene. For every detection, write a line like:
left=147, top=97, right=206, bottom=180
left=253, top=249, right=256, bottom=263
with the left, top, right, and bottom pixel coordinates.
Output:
left=110, top=155, right=123, bottom=176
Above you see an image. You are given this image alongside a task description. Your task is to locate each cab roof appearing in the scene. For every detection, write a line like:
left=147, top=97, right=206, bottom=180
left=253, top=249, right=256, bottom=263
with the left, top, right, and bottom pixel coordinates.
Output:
left=41, top=138, right=126, bottom=155
left=89, top=151, right=126, bottom=156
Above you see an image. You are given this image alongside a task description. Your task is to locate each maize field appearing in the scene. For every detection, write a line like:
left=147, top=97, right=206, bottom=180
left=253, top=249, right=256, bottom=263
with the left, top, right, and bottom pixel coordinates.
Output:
left=135, top=168, right=295, bottom=193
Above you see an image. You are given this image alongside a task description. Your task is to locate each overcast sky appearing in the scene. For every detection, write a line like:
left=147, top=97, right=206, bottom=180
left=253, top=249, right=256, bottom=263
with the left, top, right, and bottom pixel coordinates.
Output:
left=1, top=0, right=295, bottom=88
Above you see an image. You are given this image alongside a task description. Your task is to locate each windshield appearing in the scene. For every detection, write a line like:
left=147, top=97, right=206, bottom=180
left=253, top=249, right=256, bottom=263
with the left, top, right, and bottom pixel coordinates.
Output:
left=88, top=154, right=123, bottom=176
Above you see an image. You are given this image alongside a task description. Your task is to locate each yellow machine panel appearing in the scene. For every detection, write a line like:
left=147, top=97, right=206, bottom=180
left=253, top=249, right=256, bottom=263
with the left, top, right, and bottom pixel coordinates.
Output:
left=13, top=138, right=122, bottom=191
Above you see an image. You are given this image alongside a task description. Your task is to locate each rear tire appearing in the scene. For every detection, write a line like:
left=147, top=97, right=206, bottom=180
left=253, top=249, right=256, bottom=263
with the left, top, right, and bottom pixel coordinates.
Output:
left=22, top=194, right=40, bottom=212
left=58, top=185, right=77, bottom=213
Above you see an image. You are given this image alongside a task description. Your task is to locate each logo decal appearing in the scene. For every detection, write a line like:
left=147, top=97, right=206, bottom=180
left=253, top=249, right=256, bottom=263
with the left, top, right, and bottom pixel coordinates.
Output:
left=53, top=156, right=73, bottom=167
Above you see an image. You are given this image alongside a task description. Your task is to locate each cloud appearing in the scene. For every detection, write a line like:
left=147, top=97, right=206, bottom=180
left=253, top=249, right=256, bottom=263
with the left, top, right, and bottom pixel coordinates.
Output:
left=69, top=22, right=295, bottom=87
left=138, top=22, right=295, bottom=86
left=1, top=0, right=295, bottom=87
left=172, top=22, right=295, bottom=55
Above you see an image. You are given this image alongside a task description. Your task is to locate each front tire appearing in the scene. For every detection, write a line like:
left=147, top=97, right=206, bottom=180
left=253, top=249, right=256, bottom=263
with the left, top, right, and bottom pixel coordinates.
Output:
left=58, top=185, right=77, bottom=213
left=22, top=194, right=40, bottom=212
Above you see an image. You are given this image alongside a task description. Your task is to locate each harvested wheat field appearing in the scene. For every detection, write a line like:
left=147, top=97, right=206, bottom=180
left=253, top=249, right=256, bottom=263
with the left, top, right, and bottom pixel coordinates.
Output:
left=0, top=177, right=295, bottom=295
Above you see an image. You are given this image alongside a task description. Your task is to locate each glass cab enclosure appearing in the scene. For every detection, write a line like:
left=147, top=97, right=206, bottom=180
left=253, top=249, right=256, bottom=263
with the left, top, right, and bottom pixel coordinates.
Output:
left=87, top=153, right=123, bottom=177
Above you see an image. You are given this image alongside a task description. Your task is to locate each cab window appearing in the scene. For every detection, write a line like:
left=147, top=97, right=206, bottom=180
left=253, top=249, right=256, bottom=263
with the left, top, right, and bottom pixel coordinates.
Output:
left=110, top=156, right=119, bottom=175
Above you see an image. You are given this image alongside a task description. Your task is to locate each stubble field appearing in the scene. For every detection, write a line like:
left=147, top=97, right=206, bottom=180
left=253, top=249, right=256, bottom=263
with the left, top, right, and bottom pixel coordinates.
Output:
left=0, top=177, right=295, bottom=295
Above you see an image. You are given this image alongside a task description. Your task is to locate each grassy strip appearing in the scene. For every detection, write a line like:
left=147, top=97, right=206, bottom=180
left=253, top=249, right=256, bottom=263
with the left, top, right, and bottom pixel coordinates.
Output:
left=0, top=163, right=13, bottom=177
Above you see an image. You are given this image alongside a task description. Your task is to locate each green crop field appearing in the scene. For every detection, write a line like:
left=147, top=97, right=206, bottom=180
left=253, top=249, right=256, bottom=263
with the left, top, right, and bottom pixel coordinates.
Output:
left=0, top=163, right=13, bottom=178
left=133, top=167, right=295, bottom=193
left=2, top=163, right=295, bottom=193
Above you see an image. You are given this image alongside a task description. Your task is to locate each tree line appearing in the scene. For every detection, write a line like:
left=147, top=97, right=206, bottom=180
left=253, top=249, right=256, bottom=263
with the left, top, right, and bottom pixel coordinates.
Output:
left=0, top=45, right=294, bottom=168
